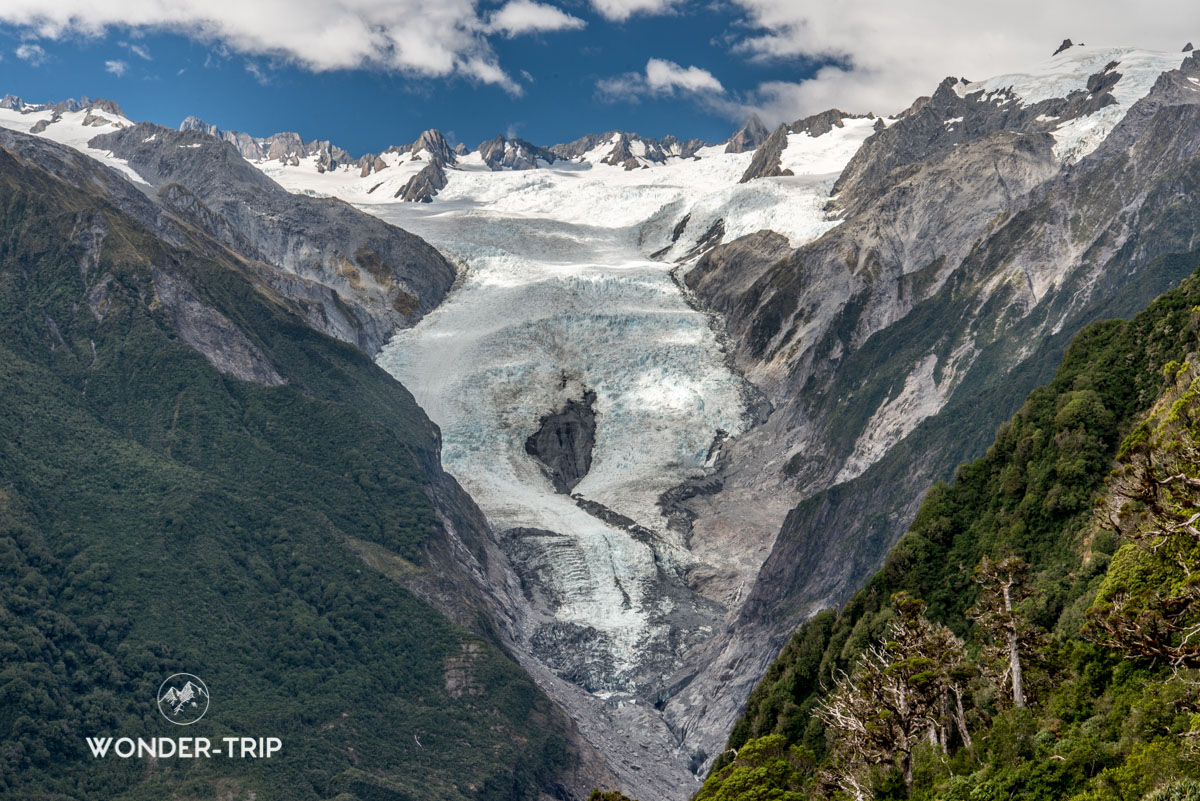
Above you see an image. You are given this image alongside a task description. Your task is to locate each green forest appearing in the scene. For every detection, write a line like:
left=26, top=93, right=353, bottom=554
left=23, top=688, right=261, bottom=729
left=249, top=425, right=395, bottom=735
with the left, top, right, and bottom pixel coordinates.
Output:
left=690, top=264, right=1200, bottom=800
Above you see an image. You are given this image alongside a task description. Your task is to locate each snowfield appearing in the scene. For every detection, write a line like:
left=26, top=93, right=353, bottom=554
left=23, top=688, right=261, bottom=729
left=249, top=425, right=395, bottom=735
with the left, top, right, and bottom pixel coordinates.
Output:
left=952, top=46, right=1192, bottom=162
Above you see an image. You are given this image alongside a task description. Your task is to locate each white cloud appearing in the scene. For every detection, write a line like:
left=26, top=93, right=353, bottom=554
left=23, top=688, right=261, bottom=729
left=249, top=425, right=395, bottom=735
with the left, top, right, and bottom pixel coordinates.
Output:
left=124, top=42, right=152, bottom=60
left=0, top=0, right=574, bottom=93
left=590, top=0, right=676, bottom=22
left=14, top=43, right=45, bottom=65
left=645, top=57, right=723, bottom=93
left=725, top=0, right=1200, bottom=122
left=105, top=59, right=127, bottom=76
left=488, top=0, right=585, bottom=37
left=598, top=57, right=724, bottom=101
left=245, top=61, right=269, bottom=85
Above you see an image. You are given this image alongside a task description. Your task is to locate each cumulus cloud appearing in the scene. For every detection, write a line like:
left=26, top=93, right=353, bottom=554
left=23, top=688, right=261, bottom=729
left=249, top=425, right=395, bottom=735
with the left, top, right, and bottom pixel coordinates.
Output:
left=104, top=59, right=127, bottom=76
left=645, top=57, right=724, bottom=93
left=598, top=57, right=724, bottom=101
left=488, top=0, right=585, bottom=37
left=0, top=0, right=588, bottom=93
left=590, top=0, right=676, bottom=22
left=14, top=42, right=45, bottom=65
left=725, top=0, right=1200, bottom=123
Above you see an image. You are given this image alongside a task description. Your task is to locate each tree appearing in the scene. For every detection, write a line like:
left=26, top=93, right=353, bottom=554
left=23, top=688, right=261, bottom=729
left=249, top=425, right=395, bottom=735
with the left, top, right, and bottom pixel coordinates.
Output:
left=1087, top=372, right=1200, bottom=668
left=694, top=734, right=813, bottom=801
left=816, top=593, right=971, bottom=798
left=970, top=555, right=1039, bottom=708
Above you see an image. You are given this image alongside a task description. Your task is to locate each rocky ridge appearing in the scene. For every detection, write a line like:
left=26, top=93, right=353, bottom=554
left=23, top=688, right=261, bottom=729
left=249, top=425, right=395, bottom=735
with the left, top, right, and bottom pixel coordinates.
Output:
left=657, top=47, right=1200, bottom=774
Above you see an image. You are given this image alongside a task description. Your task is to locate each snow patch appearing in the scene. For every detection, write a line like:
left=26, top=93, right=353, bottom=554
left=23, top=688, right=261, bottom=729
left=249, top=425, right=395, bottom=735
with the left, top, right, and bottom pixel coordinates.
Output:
left=0, top=106, right=148, bottom=186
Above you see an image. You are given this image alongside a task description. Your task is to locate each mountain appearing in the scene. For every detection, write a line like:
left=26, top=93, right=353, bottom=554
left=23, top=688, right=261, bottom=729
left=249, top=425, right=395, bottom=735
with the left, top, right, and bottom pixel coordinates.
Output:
left=5, top=42, right=1200, bottom=801
left=659, top=46, right=1200, bottom=770
left=705, top=249, right=1200, bottom=800
left=0, top=124, right=606, bottom=800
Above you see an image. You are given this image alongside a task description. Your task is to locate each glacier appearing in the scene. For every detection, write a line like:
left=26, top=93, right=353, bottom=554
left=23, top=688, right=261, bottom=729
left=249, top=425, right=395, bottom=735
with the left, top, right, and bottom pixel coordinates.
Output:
left=373, top=202, right=753, bottom=687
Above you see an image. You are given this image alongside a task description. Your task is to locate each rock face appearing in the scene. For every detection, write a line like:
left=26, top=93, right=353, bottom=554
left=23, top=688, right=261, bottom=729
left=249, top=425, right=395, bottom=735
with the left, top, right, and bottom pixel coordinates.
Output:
left=525, top=390, right=598, bottom=493
left=725, top=115, right=769, bottom=153
left=551, top=131, right=707, bottom=162
left=395, top=161, right=447, bottom=202
left=150, top=267, right=286, bottom=386
left=739, top=124, right=793, bottom=182
left=661, top=49, right=1200, bottom=773
left=789, top=108, right=864, bottom=137
left=478, top=134, right=558, bottom=170
left=92, top=123, right=456, bottom=354
left=180, top=115, right=353, bottom=167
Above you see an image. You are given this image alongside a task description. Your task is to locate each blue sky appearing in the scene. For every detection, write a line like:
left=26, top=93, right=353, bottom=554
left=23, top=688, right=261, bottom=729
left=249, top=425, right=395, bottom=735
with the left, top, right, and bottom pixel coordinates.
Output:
left=0, top=0, right=1197, bottom=157
left=0, top=5, right=826, bottom=155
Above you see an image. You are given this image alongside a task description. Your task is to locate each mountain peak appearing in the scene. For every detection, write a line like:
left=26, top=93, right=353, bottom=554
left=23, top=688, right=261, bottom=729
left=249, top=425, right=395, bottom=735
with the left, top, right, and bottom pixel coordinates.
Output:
left=1052, top=38, right=1080, bottom=56
left=725, top=114, right=770, bottom=154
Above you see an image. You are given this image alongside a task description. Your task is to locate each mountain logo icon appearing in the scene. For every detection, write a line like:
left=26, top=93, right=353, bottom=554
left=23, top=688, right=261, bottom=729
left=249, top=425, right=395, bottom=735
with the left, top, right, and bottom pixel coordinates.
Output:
left=156, top=673, right=210, bottom=725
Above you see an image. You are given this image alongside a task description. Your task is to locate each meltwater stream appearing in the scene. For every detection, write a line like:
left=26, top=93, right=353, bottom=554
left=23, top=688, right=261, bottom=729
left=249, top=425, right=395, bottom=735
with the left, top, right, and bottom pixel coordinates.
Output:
left=371, top=201, right=751, bottom=692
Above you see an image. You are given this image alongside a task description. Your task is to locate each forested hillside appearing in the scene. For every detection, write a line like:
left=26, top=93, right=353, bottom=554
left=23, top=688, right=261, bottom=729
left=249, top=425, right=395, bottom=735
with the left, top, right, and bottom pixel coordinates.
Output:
left=701, top=264, right=1200, bottom=800
left=0, top=143, right=577, bottom=800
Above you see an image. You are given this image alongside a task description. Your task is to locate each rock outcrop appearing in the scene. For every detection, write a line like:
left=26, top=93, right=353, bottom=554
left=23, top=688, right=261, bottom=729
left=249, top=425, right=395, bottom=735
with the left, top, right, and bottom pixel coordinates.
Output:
left=92, top=123, right=456, bottom=354
left=664, top=51, right=1200, bottom=775
left=739, top=124, right=793, bottom=182
left=478, top=134, right=557, bottom=170
left=524, top=390, right=598, bottom=493
left=395, top=161, right=447, bottom=203
left=724, top=115, right=769, bottom=153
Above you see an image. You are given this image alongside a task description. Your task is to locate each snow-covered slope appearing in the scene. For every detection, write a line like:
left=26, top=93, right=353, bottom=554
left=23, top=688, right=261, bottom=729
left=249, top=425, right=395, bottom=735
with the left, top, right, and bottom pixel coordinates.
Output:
left=0, top=102, right=146, bottom=185
left=257, top=123, right=879, bottom=254
left=952, top=46, right=1192, bottom=161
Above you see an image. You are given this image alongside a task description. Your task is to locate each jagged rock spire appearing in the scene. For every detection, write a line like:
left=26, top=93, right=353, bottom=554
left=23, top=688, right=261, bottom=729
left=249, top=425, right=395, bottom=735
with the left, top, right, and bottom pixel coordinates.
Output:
left=725, top=114, right=769, bottom=154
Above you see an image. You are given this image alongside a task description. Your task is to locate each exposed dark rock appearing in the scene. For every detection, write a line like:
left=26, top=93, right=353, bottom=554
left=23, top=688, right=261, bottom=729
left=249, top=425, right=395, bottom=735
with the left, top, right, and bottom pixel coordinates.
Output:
left=831, top=63, right=1124, bottom=218
left=671, top=213, right=691, bottom=243
left=524, top=389, right=598, bottom=493
left=411, top=128, right=455, bottom=164
left=666, top=52, right=1200, bottom=774
left=478, top=134, right=557, bottom=170
left=725, top=114, right=770, bottom=153
left=1053, top=38, right=1075, bottom=56
left=395, top=161, right=447, bottom=202
left=552, top=131, right=707, bottom=161
left=358, top=154, right=388, bottom=177
left=601, top=134, right=637, bottom=168
left=789, top=108, right=860, bottom=137
left=739, top=124, right=794, bottom=183
left=180, top=115, right=353, bottom=166
left=1186, top=42, right=1195, bottom=52
left=680, top=218, right=726, bottom=261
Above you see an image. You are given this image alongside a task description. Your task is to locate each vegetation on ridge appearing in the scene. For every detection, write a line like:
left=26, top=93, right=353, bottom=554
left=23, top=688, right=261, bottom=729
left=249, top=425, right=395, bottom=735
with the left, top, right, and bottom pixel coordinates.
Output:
left=702, top=265, right=1200, bottom=800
